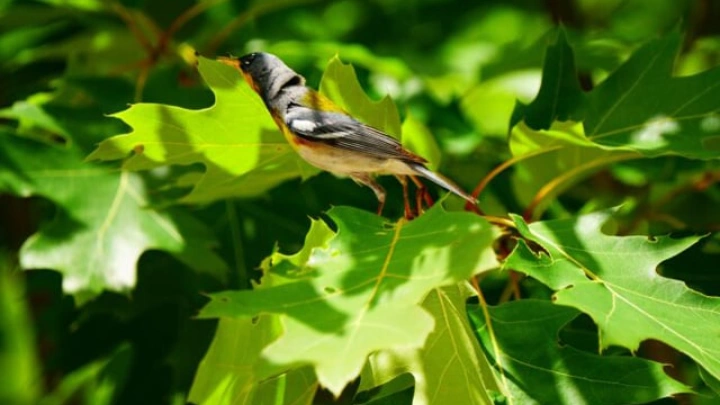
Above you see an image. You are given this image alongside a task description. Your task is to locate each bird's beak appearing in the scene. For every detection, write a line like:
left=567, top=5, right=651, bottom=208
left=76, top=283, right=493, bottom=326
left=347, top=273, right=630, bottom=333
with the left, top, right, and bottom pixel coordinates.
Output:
left=216, top=56, right=261, bottom=95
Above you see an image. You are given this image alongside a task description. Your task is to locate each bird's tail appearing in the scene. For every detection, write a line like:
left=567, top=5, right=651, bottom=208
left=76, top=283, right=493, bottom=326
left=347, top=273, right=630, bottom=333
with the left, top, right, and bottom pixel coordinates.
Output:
left=408, top=163, right=477, bottom=205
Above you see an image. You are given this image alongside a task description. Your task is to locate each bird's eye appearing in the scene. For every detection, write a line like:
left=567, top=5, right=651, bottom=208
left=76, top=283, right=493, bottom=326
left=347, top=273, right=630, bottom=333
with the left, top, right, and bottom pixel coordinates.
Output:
left=240, top=53, right=257, bottom=66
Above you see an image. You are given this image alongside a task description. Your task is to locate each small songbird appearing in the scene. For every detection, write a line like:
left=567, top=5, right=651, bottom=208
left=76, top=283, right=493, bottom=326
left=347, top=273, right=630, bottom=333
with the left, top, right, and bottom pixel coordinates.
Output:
left=218, top=52, right=476, bottom=215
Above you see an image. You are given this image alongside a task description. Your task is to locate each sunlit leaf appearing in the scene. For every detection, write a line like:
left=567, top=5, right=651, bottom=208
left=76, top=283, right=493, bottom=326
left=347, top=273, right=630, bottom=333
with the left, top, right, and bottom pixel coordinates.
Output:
left=87, top=57, right=313, bottom=203
left=198, top=205, right=499, bottom=395
left=188, top=316, right=317, bottom=405
left=401, top=113, right=441, bottom=170
left=359, top=283, right=499, bottom=405
left=319, top=55, right=402, bottom=138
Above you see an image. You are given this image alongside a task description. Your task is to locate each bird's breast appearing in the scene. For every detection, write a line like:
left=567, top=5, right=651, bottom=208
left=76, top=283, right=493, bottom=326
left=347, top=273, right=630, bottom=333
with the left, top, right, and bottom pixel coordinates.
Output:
left=295, top=141, right=415, bottom=176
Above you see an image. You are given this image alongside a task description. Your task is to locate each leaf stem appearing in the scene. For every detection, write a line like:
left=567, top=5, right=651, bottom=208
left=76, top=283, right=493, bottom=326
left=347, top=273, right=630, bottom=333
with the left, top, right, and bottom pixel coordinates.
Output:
left=154, top=0, right=227, bottom=61
left=522, top=152, right=639, bottom=221
left=111, top=2, right=155, bottom=54
left=470, top=146, right=563, bottom=207
left=473, top=278, right=513, bottom=404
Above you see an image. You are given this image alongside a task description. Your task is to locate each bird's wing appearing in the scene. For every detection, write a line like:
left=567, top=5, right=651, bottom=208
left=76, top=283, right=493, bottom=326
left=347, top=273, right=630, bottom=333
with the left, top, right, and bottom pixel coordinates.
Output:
left=285, top=104, right=426, bottom=164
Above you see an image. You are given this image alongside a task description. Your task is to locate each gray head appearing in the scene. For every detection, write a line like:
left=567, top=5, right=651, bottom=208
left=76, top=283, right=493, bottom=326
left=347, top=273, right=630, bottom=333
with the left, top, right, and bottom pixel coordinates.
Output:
left=239, top=52, right=305, bottom=105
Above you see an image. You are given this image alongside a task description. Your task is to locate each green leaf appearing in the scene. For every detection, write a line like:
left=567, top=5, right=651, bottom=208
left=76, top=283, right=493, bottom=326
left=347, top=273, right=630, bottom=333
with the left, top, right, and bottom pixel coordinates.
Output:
left=319, top=55, right=402, bottom=138
left=359, top=283, right=499, bottom=405
left=188, top=316, right=317, bottom=405
left=585, top=34, right=720, bottom=157
left=0, top=270, right=41, bottom=405
left=505, top=210, right=720, bottom=382
left=88, top=57, right=315, bottom=204
left=460, top=70, right=541, bottom=136
left=469, top=299, right=691, bottom=405
left=509, top=121, right=638, bottom=210
left=401, top=113, right=442, bottom=170
left=700, top=365, right=720, bottom=397
left=0, top=130, right=227, bottom=298
left=508, top=32, right=720, bottom=212
left=510, top=29, right=586, bottom=131
left=513, top=32, right=720, bottom=159
left=197, top=205, right=499, bottom=395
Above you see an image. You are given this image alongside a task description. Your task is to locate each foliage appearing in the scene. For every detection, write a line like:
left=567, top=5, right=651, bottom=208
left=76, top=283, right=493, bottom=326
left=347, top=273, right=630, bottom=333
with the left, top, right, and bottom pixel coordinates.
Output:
left=1, top=1, right=720, bottom=404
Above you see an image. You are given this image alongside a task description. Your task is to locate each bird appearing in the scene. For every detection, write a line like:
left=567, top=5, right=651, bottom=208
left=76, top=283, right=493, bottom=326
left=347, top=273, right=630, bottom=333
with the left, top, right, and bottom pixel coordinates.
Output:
left=218, top=52, right=476, bottom=216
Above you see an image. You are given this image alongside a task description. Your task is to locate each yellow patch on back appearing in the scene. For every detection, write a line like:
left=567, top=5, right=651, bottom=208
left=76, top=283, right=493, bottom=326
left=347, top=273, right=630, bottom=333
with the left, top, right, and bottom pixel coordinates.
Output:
left=302, top=90, right=348, bottom=114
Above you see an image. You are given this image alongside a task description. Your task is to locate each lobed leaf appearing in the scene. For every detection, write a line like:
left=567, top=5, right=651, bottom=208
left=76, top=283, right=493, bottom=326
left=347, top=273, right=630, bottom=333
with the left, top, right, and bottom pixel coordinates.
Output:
left=359, top=283, right=499, bottom=405
left=319, top=56, right=402, bottom=138
left=509, top=30, right=720, bottom=211
left=197, top=205, right=499, bottom=395
left=505, top=210, right=720, bottom=382
left=188, top=316, right=317, bottom=405
left=0, top=129, right=227, bottom=299
left=87, top=57, right=313, bottom=204
left=469, top=299, right=691, bottom=405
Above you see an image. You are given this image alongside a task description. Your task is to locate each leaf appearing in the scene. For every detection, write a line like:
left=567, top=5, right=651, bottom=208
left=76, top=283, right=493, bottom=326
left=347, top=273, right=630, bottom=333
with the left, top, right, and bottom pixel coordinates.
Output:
left=197, top=205, right=499, bottom=395
left=0, top=270, right=41, bottom=405
left=508, top=32, right=720, bottom=212
left=460, top=70, right=541, bottom=136
left=504, top=210, right=720, bottom=382
left=87, top=57, right=314, bottom=204
left=509, top=121, right=638, bottom=211
left=510, top=29, right=586, bottom=131
left=359, top=283, right=499, bottom=405
left=700, top=365, right=720, bottom=398
left=319, top=56, right=403, bottom=138
left=513, top=31, right=720, bottom=159
left=188, top=316, right=317, bottom=405
left=585, top=34, right=720, bottom=158
left=189, top=219, right=331, bottom=404
left=401, top=113, right=442, bottom=170
left=0, top=130, right=227, bottom=299
left=469, top=299, right=691, bottom=405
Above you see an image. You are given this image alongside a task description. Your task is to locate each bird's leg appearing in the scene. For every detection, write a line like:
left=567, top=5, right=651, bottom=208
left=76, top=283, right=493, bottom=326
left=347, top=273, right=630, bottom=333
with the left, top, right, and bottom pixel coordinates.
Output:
left=410, top=175, right=434, bottom=213
left=351, top=173, right=386, bottom=216
left=395, top=175, right=414, bottom=219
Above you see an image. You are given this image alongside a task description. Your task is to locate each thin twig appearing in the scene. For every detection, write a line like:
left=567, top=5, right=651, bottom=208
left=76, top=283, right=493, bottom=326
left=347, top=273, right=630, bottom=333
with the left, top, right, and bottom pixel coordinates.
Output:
left=470, top=146, right=563, bottom=204
left=111, top=2, right=155, bottom=53
left=134, top=63, right=150, bottom=102
left=522, top=153, right=638, bottom=221
left=204, top=0, right=321, bottom=54
left=154, top=0, right=227, bottom=62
